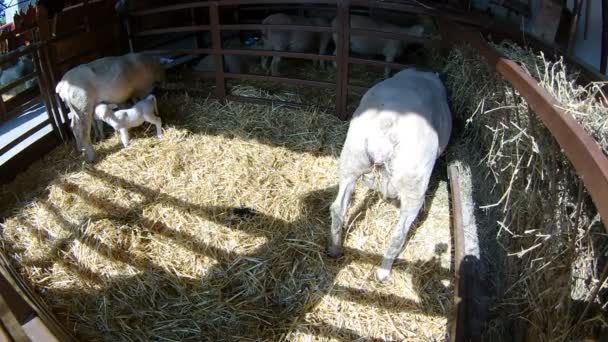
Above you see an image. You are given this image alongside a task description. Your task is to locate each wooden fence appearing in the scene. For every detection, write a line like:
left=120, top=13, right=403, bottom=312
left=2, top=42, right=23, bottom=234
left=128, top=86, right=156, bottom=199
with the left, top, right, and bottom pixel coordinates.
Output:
left=0, top=0, right=606, bottom=341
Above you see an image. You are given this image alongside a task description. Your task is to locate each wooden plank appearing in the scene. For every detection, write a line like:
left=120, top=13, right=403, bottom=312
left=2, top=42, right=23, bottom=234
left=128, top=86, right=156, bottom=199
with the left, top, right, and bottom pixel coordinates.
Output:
left=54, top=0, right=115, bottom=35
left=219, top=0, right=337, bottom=5
left=131, top=2, right=212, bottom=16
left=0, top=275, right=32, bottom=324
left=0, top=252, right=76, bottom=341
left=53, top=28, right=116, bottom=64
left=224, top=73, right=336, bottom=88
left=222, top=48, right=336, bottom=61
left=3, top=90, right=40, bottom=120
left=22, top=317, right=59, bottom=342
left=349, top=57, right=423, bottom=70
left=335, top=0, right=350, bottom=119
left=134, top=25, right=211, bottom=36
left=0, top=119, right=50, bottom=156
left=602, top=0, right=608, bottom=73
left=0, top=292, right=29, bottom=342
left=448, top=164, right=466, bottom=342
left=350, top=28, right=437, bottom=45
left=0, top=72, right=37, bottom=96
left=210, top=3, right=226, bottom=101
left=221, top=24, right=335, bottom=32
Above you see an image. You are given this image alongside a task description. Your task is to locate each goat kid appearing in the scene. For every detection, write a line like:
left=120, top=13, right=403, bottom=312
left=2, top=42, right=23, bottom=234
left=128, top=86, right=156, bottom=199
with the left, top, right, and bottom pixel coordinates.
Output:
left=94, top=94, right=162, bottom=148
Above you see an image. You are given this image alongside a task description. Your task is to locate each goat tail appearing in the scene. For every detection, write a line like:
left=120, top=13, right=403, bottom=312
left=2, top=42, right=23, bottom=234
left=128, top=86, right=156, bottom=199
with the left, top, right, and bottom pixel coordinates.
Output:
left=55, top=80, right=68, bottom=102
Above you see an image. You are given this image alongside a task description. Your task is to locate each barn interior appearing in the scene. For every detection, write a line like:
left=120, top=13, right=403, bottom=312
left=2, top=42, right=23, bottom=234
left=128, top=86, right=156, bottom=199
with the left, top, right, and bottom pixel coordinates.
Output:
left=0, top=1, right=606, bottom=341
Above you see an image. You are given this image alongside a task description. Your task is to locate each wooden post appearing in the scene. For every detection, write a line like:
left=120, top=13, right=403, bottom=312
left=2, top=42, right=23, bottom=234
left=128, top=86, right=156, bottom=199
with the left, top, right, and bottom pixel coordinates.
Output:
left=210, top=2, right=226, bottom=101
left=36, top=4, right=68, bottom=140
left=601, top=0, right=608, bottom=73
left=335, top=0, right=350, bottom=120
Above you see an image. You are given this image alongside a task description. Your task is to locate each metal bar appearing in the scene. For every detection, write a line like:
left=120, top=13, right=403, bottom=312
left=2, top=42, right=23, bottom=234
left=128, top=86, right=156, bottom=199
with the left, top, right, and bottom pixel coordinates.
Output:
left=447, top=163, right=466, bottom=342
left=209, top=3, right=226, bottom=101
left=224, top=73, right=336, bottom=88
left=221, top=24, right=335, bottom=32
left=134, top=25, right=211, bottom=36
left=223, top=48, right=337, bottom=61
left=444, top=22, right=608, bottom=233
left=335, top=0, right=350, bottom=120
left=0, top=119, right=50, bottom=156
left=0, top=72, right=37, bottom=96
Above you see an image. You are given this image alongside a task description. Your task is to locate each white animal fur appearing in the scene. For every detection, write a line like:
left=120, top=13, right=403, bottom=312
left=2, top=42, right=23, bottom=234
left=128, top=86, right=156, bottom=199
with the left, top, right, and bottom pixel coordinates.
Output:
left=328, top=68, right=452, bottom=282
left=56, top=53, right=165, bottom=162
left=260, top=13, right=332, bottom=76
left=94, top=94, right=162, bottom=147
left=331, top=15, right=425, bottom=78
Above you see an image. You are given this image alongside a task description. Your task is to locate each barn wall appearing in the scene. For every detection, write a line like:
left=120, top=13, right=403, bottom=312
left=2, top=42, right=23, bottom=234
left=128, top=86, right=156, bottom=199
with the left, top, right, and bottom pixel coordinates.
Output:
left=472, top=0, right=605, bottom=74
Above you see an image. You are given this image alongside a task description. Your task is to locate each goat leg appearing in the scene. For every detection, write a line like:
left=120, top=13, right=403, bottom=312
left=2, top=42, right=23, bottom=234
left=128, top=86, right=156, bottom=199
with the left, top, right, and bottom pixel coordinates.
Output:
left=119, top=128, right=130, bottom=147
left=328, top=174, right=357, bottom=258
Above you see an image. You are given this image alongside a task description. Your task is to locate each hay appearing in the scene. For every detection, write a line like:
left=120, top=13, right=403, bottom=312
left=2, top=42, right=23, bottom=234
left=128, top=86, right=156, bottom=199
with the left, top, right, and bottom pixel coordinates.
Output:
left=442, top=41, right=608, bottom=340
left=0, top=89, right=452, bottom=340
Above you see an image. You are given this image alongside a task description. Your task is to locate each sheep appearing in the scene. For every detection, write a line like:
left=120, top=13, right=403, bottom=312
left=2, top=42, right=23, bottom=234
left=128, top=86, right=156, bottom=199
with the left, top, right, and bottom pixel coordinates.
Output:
left=55, top=53, right=165, bottom=162
left=194, top=37, right=261, bottom=75
left=94, top=93, right=162, bottom=148
left=260, top=13, right=332, bottom=76
left=327, top=68, right=452, bottom=282
left=331, top=15, right=425, bottom=78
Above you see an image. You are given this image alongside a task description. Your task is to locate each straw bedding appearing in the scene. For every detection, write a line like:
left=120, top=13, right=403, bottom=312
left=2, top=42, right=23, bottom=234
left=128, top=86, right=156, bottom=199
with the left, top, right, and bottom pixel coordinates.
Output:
left=442, top=41, right=607, bottom=340
left=0, top=84, right=453, bottom=340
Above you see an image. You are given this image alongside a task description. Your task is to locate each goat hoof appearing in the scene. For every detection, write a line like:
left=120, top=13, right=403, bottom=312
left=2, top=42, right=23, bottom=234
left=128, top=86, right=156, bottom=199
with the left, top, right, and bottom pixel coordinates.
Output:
left=327, top=246, right=343, bottom=258
left=376, top=268, right=391, bottom=282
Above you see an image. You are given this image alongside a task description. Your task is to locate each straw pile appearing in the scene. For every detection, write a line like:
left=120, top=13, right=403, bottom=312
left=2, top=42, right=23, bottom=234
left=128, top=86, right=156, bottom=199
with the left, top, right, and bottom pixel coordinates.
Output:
left=442, top=41, right=607, bottom=340
left=1, top=88, right=452, bottom=340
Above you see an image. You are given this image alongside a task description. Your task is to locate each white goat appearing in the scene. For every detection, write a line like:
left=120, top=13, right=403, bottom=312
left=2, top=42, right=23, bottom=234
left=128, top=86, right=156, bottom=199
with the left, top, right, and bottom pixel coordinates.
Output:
left=328, top=68, right=452, bottom=281
left=261, top=13, right=332, bottom=76
left=56, top=53, right=165, bottom=162
left=94, top=94, right=162, bottom=148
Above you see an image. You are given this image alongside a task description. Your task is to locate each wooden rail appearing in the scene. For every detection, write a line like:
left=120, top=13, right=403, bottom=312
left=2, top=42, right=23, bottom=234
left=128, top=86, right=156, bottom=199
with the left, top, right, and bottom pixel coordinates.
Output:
left=128, top=0, right=440, bottom=118
left=439, top=20, right=608, bottom=234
